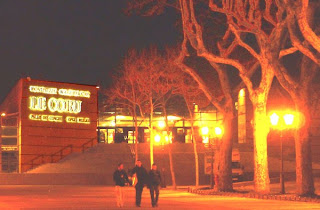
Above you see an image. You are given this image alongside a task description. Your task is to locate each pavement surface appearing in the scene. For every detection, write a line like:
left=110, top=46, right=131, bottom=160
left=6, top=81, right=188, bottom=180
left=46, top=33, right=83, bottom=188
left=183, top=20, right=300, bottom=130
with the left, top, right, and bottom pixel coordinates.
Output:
left=0, top=186, right=319, bottom=209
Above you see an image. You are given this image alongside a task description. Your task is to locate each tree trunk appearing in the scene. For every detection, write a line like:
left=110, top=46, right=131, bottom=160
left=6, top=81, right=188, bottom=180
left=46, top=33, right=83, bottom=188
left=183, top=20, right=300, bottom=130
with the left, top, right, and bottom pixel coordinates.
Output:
left=164, top=109, right=177, bottom=189
left=190, top=121, right=199, bottom=187
left=217, top=112, right=234, bottom=191
left=294, top=96, right=315, bottom=195
left=133, top=109, right=139, bottom=163
left=149, top=96, right=154, bottom=169
left=252, top=99, right=270, bottom=194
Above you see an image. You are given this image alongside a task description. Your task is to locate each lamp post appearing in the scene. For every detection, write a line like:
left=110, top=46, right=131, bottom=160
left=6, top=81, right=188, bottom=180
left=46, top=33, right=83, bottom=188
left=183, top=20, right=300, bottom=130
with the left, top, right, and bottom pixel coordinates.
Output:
left=212, top=126, right=223, bottom=189
left=270, top=112, right=295, bottom=194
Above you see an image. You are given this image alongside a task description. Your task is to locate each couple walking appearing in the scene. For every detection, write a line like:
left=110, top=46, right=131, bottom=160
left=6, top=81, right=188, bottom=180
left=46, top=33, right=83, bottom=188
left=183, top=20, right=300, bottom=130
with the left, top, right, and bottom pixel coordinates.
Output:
left=113, top=160, right=161, bottom=208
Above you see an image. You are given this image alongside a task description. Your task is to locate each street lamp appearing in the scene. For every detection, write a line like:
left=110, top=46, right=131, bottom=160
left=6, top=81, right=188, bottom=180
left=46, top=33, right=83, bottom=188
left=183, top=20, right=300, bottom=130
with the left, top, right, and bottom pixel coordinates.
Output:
left=269, top=111, right=295, bottom=194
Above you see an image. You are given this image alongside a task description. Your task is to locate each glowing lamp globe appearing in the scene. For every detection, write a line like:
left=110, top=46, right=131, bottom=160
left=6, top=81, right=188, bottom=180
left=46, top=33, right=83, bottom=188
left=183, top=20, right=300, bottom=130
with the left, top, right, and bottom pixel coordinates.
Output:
left=201, top=126, right=209, bottom=136
left=214, top=127, right=222, bottom=137
left=154, top=134, right=161, bottom=144
left=270, top=113, right=279, bottom=126
left=283, top=114, right=294, bottom=126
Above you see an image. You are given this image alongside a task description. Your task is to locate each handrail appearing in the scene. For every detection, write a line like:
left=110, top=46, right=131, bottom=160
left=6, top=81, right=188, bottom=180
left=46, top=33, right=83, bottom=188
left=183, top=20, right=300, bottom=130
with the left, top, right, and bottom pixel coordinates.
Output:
left=81, top=137, right=96, bottom=152
left=50, top=144, right=73, bottom=163
left=23, top=144, right=73, bottom=171
left=22, top=137, right=97, bottom=171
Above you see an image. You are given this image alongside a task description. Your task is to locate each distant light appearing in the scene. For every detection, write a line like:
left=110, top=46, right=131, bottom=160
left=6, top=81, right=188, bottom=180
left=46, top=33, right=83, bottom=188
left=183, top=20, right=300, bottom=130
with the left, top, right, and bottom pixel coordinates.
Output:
left=1, top=113, right=6, bottom=117
left=201, top=126, right=209, bottom=135
left=96, top=86, right=100, bottom=89
left=214, top=126, right=223, bottom=136
left=158, top=121, right=166, bottom=129
left=154, top=134, right=161, bottom=144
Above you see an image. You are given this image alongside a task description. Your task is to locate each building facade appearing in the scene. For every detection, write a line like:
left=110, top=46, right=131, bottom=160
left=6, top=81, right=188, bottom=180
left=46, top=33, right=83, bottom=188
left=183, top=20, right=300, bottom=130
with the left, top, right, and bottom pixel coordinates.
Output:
left=0, top=78, right=98, bottom=172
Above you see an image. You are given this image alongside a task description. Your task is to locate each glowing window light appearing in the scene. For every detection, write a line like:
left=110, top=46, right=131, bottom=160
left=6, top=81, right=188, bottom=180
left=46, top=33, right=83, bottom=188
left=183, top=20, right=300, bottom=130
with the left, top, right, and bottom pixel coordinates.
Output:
left=158, top=121, right=166, bottom=129
left=165, top=135, right=172, bottom=143
left=239, top=88, right=245, bottom=97
left=202, top=137, right=209, bottom=144
left=167, top=116, right=180, bottom=121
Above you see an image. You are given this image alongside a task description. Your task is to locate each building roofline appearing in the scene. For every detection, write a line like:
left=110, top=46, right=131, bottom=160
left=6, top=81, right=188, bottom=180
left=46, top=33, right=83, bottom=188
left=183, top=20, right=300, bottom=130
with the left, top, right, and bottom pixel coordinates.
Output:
left=21, top=77, right=99, bottom=88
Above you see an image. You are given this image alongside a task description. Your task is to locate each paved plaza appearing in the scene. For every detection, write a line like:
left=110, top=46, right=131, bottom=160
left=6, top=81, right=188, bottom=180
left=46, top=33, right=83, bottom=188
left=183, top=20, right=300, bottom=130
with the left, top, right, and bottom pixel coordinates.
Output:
left=0, top=185, right=319, bottom=209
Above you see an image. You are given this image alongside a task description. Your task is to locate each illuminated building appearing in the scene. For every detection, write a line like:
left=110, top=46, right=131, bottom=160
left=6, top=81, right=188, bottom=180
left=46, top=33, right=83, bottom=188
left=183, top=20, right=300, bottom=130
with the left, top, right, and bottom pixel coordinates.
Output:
left=97, top=104, right=224, bottom=145
left=0, top=78, right=98, bottom=173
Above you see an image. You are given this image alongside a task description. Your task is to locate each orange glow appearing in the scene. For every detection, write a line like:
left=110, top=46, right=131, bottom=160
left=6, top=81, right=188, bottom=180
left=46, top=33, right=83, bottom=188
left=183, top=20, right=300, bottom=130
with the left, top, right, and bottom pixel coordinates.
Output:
left=239, top=88, right=245, bottom=97
left=1, top=113, right=6, bottom=117
left=269, top=110, right=302, bottom=130
left=154, top=134, right=161, bottom=144
left=158, top=121, right=166, bottom=129
left=165, top=135, right=172, bottom=143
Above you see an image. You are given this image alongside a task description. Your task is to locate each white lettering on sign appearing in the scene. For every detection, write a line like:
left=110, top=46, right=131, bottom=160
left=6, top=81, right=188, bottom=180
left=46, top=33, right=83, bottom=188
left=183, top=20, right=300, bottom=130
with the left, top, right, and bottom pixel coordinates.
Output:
left=47, top=97, right=82, bottom=114
left=29, top=114, right=90, bottom=124
left=58, top=89, right=90, bottom=98
left=29, top=96, right=47, bottom=111
left=28, top=85, right=92, bottom=124
left=29, top=114, right=63, bottom=122
left=29, top=86, right=90, bottom=98
left=66, top=116, right=90, bottom=124
left=29, top=86, right=58, bottom=95
left=29, top=96, right=82, bottom=114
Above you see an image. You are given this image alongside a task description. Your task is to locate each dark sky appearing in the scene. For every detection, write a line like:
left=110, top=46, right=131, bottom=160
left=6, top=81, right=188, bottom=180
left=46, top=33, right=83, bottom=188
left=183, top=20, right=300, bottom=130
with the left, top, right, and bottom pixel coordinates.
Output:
left=0, top=0, right=180, bottom=102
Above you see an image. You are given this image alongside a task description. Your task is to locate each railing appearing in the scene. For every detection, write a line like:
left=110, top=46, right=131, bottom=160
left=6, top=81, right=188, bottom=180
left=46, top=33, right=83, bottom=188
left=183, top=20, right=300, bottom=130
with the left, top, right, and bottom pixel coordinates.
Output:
left=23, top=144, right=73, bottom=170
left=50, top=144, right=73, bottom=163
left=22, top=138, right=97, bottom=171
left=81, top=137, right=96, bottom=152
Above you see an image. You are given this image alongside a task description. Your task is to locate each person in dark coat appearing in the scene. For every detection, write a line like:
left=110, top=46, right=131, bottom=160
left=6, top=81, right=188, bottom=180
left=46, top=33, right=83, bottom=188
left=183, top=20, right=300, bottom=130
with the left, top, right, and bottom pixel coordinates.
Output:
left=113, top=163, right=129, bottom=208
left=131, top=160, right=148, bottom=207
left=148, top=163, right=161, bottom=207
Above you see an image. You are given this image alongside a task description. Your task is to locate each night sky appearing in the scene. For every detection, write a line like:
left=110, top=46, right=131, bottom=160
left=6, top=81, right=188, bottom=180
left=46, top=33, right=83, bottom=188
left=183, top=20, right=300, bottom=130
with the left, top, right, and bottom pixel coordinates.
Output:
left=0, top=0, right=179, bottom=102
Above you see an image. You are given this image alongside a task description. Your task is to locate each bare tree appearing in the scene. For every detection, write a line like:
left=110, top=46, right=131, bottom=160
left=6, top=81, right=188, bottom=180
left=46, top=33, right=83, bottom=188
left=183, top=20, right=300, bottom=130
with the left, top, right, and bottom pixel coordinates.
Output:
left=106, top=50, right=149, bottom=162
left=266, top=0, right=320, bottom=195
left=127, top=0, right=243, bottom=192
left=174, top=70, right=210, bottom=187
left=155, top=51, right=178, bottom=189
left=177, top=0, right=301, bottom=193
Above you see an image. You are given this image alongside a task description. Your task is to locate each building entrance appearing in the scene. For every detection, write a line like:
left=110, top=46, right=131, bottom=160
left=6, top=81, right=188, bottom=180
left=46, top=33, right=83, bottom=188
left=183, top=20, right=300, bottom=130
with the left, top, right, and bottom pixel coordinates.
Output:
left=1, top=151, right=18, bottom=173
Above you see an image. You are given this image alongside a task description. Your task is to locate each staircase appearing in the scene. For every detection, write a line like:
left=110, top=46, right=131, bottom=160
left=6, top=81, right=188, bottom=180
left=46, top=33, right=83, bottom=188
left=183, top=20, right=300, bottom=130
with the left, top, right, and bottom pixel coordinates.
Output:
left=0, top=143, right=210, bottom=185
left=0, top=143, right=319, bottom=185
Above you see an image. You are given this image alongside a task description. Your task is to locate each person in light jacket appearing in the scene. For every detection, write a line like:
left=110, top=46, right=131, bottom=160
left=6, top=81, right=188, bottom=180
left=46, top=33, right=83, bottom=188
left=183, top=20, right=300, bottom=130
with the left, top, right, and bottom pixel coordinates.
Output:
left=113, top=163, right=129, bottom=208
